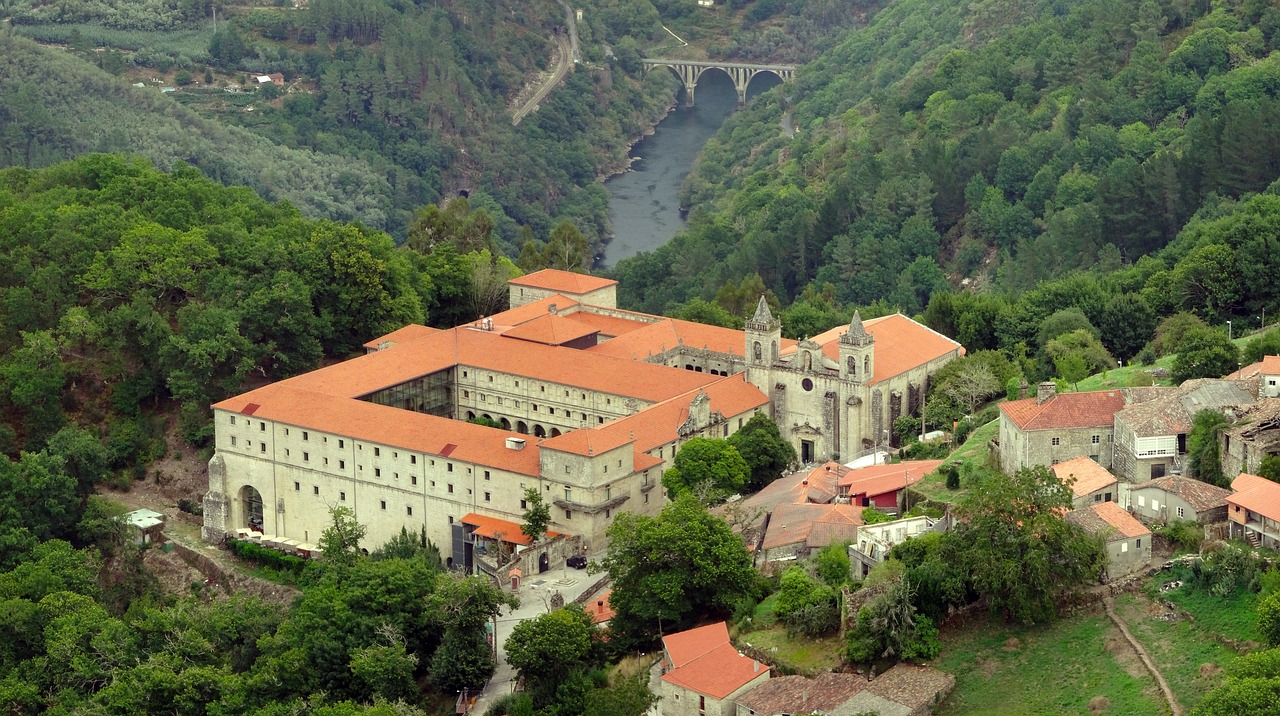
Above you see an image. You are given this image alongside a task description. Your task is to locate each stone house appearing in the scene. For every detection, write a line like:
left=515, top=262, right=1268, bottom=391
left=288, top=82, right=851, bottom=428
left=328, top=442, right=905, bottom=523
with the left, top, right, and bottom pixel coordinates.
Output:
left=829, top=663, right=956, bottom=716
left=508, top=269, right=618, bottom=310
left=1229, top=355, right=1280, bottom=398
left=725, top=461, right=861, bottom=564
left=1130, top=476, right=1231, bottom=525
left=1220, top=399, right=1280, bottom=478
left=735, top=673, right=868, bottom=716
left=659, top=622, right=770, bottom=716
left=998, top=384, right=1126, bottom=473
left=1113, top=379, right=1255, bottom=483
left=1050, top=455, right=1119, bottom=509
left=1226, top=472, right=1280, bottom=549
left=1065, top=502, right=1152, bottom=578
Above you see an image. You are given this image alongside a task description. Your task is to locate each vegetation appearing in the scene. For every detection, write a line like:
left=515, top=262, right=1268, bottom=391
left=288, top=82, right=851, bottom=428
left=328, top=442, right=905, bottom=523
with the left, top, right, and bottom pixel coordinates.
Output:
left=727, top=413, right=797, bottom=491
left=661, top=437, right=749, bottom=501
left=1187, top=410, right=1231, bottom=487
left=521, top=488, right=551, bottom=544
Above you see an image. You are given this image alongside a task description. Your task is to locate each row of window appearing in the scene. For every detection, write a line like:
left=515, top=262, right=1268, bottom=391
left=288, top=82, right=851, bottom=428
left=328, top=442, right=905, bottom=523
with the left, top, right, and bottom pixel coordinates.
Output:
left=459, top=369, right=617, bottom=406
left=461, top=390, right=612, bottom=424
left=1050, top=434, right=1105, bottom=446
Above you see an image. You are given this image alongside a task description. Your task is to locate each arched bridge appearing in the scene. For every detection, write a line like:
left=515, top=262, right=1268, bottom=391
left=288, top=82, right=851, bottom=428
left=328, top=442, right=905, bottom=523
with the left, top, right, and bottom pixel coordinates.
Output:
left=642, top=59, right=796, bottom=107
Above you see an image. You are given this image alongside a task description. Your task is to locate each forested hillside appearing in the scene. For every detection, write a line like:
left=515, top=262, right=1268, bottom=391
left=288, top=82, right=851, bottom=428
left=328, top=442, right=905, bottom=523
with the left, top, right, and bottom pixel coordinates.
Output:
left=0, top=0, right=679, bottom=247
left=0, top=154, right=517, bottom=460
left=611, top=0, right=1280, bottom=335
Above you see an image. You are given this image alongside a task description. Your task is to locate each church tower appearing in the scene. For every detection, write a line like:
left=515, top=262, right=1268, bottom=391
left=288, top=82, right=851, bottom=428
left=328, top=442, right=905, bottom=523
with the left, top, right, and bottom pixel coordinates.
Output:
left=839, top=311, right=874, bottom=383
left=744, top=296, right=781, bottom=389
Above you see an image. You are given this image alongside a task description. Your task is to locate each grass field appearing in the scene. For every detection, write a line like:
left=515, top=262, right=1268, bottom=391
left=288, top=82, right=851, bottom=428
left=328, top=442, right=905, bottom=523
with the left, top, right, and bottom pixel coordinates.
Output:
left=913, top=419, right=998, bottom=503
left=735, top=593, right=843, bottom=674
left=934, top=611, right=1161, bottom=716
left=1074, top=354, right=1176, bottom=392
left=1114, top=587, right=1255, bottom=711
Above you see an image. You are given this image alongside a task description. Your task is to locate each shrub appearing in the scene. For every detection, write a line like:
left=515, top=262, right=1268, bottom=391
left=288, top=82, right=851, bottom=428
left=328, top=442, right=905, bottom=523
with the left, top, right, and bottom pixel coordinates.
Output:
left=226, top=538, right=308, bottom=574
left=862, top=507, right=893, bottom=524
left=1155, top=520, right=1203, bottom=553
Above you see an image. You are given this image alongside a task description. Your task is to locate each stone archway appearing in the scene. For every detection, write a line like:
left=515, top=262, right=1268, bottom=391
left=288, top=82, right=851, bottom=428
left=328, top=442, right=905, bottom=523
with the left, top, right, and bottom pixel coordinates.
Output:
left=550, top=428, right=562, bottom=438
left=517, top=421, right=528, bottom=434
left=501, top=418, right=512, bottom=430
left=240, top=485, right=264, bottom=532
left=534, top=425, right=547, bottom=438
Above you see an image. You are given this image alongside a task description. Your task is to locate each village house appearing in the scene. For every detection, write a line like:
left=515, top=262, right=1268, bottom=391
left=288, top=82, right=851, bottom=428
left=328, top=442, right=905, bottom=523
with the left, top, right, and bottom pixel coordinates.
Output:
left=202, top=269, right=963, bottom=564
left=1130, top=476, right=1231, bottom=525
left=1050, top=455, right=1119, bottom=509
left=837, top=460, right=942, bottom=513
left=1220, top=398, right=1280, bottom=478
left=659, top=622, right=770, bottom=716
left=1113, top=380, right=1256, bottom=483
left=735, top=673, right=868, bottom=716
left=998, top=383, right=1125, bottom=473
left=725, top=462, right=862, bottom=564
left=1229, top=356, right=1280, bottom=398
left=1065, top=502, right=1152, bottom=578
left=829, top=663, right=956, bottom=716
left=1226, top=472, right=1280, bottom=549
left=849, top=514, right=944, bottom=578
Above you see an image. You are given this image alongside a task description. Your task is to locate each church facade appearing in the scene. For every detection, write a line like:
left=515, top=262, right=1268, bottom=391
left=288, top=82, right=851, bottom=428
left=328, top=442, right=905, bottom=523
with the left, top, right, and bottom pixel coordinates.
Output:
left=202, top=270, right=963, bottom=560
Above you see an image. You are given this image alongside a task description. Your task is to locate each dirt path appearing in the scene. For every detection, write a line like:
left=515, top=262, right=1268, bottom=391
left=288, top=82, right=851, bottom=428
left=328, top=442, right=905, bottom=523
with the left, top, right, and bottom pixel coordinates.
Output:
left=1103, top=597, right=1183, bottom=716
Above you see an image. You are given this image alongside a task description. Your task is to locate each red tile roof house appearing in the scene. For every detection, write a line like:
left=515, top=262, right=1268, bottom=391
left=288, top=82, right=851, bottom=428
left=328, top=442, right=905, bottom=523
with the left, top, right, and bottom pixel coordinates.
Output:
left=837, top=460, right=943, bottom=514
left=659, top=623, right=770, bottom=716
left=1226, top=472, right=1280, bottom=549
left=998, top=383, right=1127, bottom=474
left=1065, top=502, right=1152, bottom=579
left=1050, top=456, right=1119, bottom=509
left=1130, top=476, right=1231, bottom=525
left=725, top=462, right=863, bottom=565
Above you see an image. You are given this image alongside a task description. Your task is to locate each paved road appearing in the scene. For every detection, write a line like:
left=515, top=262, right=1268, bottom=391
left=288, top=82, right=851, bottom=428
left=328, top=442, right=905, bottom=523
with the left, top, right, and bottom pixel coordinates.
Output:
left=472, top=558, right=607, bottom=715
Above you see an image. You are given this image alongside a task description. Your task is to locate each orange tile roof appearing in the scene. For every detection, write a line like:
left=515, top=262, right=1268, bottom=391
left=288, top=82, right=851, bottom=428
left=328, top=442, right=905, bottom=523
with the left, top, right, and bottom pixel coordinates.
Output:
left=1066, top=502, right=1150, bottom=540
left=563, top=310, right=654, bottom=337
left=663, top=622, right=732, bottom=668
left=1138, top=476, right=1232, bottom=513
left=500, top=313, right=599, bottom=345
left=485, top=294, right=579, bottom=327
left=805, top=314, right=964, bottom=385
left=509, top=269, right=616, bottom=295
left=362, top=324, right=440, bottom=349
left=1000, top=391, right=1126, bottom=431
left=760, top=502, right=862, bottom=550
left=741, top=462, right=846, bottom=516
left=590, top=375, right=769, bottom=456
left=1051, top=456, right=1118, bottom=498
left=1228, top=472, right=1280, bottom=522
left=459, top=512, right=560, bottom=546
left=587, top=589, right=615, bottom=624
left=539, top=427, right=634, bottom=457
left=587, top=317, right=788, bottom=361
left=662, top=642, right=768, bottom=699
left=838, top=460, right=942, bottom=498
left=736, top=673, right=868, bottom=715
left=1264, top=356, right=1280, bottom=374
left=214, top=386, right=543, bottom=475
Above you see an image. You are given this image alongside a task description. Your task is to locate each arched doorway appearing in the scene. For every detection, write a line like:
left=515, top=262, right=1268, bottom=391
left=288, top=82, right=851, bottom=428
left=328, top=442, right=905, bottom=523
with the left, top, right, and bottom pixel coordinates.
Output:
left=538, top=552, right=550, bottom=573
left=534, top=425, right=547, bottom=438
left=517, top=421, right=528, bottom=434
left=550, top=428, right=562, bottom=437
left=239, top=485, right=264, bottom=532
left=500, top=418, right=512, bottom=430
left=466, top=411, right=476, bottom=420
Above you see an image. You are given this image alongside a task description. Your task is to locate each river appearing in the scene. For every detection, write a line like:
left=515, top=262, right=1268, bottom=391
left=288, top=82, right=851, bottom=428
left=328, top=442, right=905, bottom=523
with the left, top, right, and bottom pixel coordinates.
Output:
left=599, top=70, right=781, bottom=267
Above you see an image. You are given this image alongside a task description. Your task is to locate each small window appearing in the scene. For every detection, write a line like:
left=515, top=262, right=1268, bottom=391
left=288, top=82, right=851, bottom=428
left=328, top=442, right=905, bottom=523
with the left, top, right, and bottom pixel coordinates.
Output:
left=230, top=416, right=236, bottom=425
left=339, top=491, right=346, bottom=501
left=521, top=499, right=528, bottom=510
left=484, top=492, right=491, bottom=502
left=411, top=455, right=417, bottom=465
left=448, top=516, right=454, bottom=524
left=339, top=460, right=345, bottom=470
left=1138, top=495, right=1146, bottom=507
left=303, top=452, right=310, bottom=462
left=1136, top=538, right=1142, bottom=548
left=1052, top=437, right=1061, bottom=446
left=407, top=506, right=413, bottom=516
left=374, top=447, right=380, bottom=457
left=484, top=471, right=491, bottom=480
left=294, top=482, right=300, bottom=491
left=231, top=436, right=237, bottom=446
left=284, top=428, right=289, bottom=435
left=463, top=370, right=468, bottom=377
left=380, top=500, right=386, bottom=510
left=448, top=484, right=454, bottom=493
left=447, top=463, right=454, bottom=473
left=375, top=468, right=381, bottom=477
left=1091, top=435, right=1100, bottom=444
left=412, top=476, right=418, bottom=485
left=489, top=376, right=494, bottom=382
left=565, top=465, right=571, bottom=474
left=260, top=442, right=266, bottom=452
left=284, top=449, right=290, bottom=457
left=565, top=510, right=572, bottom=520
left=338, top=439, right=345, bottom=449
left=303, top=431, right=309, bottom=441
left=605, top=509, right=611, bottom=518
left=324, top=457, right=329, bottom=466
left=1177, top=506, right=1185, bottom=518
left=1121, top=541, right=1129, bottom=553
left=260, top=422, right=266, bottom=432
left=313, top=485, right=319, bottom=495
left=644, top=493, right=649, bottom=504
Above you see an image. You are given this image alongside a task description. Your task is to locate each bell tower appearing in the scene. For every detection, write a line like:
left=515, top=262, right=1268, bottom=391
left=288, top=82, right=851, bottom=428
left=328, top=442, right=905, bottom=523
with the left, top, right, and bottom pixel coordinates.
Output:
left=839, top=310, right=874, bottom=383
left=744, top=296, right=781, bottom=389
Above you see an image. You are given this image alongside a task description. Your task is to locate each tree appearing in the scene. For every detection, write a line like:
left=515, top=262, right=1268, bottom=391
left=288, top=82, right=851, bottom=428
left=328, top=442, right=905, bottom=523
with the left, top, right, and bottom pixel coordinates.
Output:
left=601, top=495, right=756, bottom=643
left=815, top=541, right=852, bottom=586
left=520, top=487, right=550, bottom=544
left=319, top=506, right=367, bottom=564
left=1259, top=455, right=1280, bottom=483
left=1259, top=592, right=1280, bottom=648
left=727, top=413, right=797, bottom=491
left=942, top=466, right=1105, bottom=624
left=671, top=298, right=743, bottom=329
left=582, top=674, right=657, bottom=716
left=504, top=606, right=596, bottom=707
left=1054, top=352, right=1090, bottom=391
left=1172, top=327, right=1241, bottom=384
left=1187, top=409, right=1230, bottom=487
left=942, top=361, right=1000, bottom=415
left=431, top=628, right=494, bottom=694
left=661, top=438, right=749, bottom=501
left=350, top=629, right=418, bottom=702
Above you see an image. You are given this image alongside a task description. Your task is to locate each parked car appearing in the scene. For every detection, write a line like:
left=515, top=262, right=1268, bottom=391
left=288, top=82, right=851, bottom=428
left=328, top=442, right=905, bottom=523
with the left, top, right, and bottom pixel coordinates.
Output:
left=567, top=555, right=587, bottom=569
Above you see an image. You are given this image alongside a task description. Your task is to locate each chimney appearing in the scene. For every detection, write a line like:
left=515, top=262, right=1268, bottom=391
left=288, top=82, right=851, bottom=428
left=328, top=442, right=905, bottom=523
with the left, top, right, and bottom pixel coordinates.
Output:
left=1036, top=381, right=1056, bottom=405
left=548, top=303, right=558, bottom=315
left=1019, top=379, right=1028, bottom=400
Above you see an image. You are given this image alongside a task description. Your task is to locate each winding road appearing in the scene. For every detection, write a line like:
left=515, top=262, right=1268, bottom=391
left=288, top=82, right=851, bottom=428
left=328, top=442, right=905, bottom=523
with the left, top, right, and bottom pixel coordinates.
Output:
left=512, top=0, right=578, bottom=125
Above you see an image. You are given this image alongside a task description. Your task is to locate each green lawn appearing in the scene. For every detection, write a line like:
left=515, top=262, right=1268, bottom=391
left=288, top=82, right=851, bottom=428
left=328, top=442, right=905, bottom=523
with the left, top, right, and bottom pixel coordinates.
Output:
left=933, top=612, right=1161, bottom=716
left=913, top=419, right=998, bottom=504
left=1075, top=354, right=1176, bottom=392
left=1114, top=587, right=1255, bottom=711
left=736, top=625, right=844, bottom=674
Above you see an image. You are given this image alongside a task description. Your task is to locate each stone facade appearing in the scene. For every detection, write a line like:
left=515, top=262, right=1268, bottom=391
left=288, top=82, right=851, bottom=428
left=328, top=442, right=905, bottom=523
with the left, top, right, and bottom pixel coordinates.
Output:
left=660, top=673, right=769, bottom=716
left=998, top=385, right=1120, bottom=474
left=1131, top=485, right=1227, bottom=525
